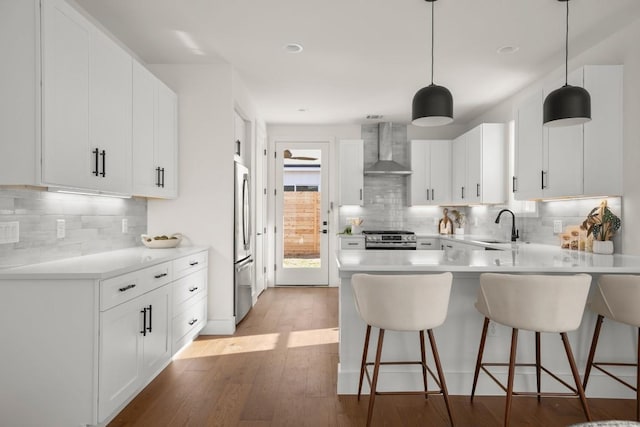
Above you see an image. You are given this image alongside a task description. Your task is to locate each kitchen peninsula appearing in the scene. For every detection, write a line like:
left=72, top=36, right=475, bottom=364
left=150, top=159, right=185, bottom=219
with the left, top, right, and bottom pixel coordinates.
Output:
left=336, top=243, right=640, bottom=398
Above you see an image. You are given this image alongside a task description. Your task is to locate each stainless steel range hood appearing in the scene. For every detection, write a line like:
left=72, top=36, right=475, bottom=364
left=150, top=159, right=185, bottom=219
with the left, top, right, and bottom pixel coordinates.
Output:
left=364, top=122, right=412, bottom=175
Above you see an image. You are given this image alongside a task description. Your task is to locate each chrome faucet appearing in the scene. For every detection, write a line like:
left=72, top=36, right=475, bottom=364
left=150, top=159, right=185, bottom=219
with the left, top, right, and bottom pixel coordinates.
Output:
left=495, top=209, right=519, bottom=242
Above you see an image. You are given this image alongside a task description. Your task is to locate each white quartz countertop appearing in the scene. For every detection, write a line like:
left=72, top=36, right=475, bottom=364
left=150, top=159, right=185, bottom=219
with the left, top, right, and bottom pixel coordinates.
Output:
left=337, top=243, right=640, bottom=274
left=0, top=246, right=209, bottom=280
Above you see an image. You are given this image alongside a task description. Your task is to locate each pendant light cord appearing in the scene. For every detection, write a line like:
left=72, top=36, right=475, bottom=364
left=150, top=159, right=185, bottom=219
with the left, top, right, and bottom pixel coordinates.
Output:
left=564, top=0, right=569, bottom=86
left=431, top=1, right=435, bottom=85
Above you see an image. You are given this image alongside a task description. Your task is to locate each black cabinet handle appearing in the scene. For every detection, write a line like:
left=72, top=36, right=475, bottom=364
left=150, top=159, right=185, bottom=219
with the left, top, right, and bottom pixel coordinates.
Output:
left=461, top=186, right=465, bottom=199
left=140, top=307, right=147, bottom=336
left=359, top=189, right=363, bottom=201
left=426, top=188, right=430, bottom=201
left=476, top=183, right=480, bottom=197
left=189, top=261, right=199, bottom=266
left=512, top=176, right=517, bottom=193
left=347, top=242, right=359, bottom=246
left=161, top=168, right=165, bottom=188
left=431, top=189, right=434, bottom=200
left=147, top=305, right=152, bottom=333
left=541, top=170, right=547, bottom=189
left=156, top=167, right=162, bottom=187
left=93, top=148, right=99, bottom=176
left=118, top=284, right=136, bottom=292
left=188, top=318, right=197, bottom=326
left=188, top=286, right=198, bottom=292
left=100, top=150, right=106, bottom=177
left=154, top=272, right=168, bottom=279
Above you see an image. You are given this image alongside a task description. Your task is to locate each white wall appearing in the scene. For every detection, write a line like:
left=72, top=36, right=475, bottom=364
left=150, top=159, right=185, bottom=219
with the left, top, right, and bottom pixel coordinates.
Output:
left=147, top=63, right=237, bottom=334
left=470, top=17, right=640, bottom=255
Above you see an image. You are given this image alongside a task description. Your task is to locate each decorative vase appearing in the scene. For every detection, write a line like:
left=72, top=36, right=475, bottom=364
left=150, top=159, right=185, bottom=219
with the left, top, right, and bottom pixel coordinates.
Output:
left=351, top=224, right=361, bottom=234
left=592, top=240, right=614, bottom=255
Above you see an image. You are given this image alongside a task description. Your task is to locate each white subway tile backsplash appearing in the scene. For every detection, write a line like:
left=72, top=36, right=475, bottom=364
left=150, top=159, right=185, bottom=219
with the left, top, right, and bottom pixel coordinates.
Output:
left=0, top=188, right=146, bottom=267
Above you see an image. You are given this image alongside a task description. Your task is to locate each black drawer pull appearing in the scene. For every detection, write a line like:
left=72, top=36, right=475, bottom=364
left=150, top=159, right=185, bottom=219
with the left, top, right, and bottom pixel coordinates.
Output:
left=147, top=305, right=152, bottom=333
left=446, top=245, right=453, bottom=249
left=188, top=318, right=197, bottom=326
left=188, top=286, right=199, bottom=292
left=189, top=261, right=199, bottom=266
left=154, top=272, right=168, bottom=279
left=421, top=243, right=432, bottom=246
left=347, top=242, right=359, bottom=246
left=118, top=284, right=136, bottom=292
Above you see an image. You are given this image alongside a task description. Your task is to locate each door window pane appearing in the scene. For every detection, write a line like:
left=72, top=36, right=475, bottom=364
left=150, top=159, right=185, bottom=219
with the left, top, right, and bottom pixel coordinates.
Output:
left=282, top=149, right=321, bottom=269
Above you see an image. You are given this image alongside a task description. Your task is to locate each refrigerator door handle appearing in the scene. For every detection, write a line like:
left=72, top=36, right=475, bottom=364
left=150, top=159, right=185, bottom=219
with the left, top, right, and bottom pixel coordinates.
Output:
left=242, top=174, right=250, bottom=250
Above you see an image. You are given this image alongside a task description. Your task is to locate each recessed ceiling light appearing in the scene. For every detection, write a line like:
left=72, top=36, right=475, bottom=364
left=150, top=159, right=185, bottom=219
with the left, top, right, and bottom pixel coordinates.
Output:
left=283, top=43, right=304, bottom=54
left=497, top=45, right=520, bottom=55
left=297, top=108, right=307, bottom=112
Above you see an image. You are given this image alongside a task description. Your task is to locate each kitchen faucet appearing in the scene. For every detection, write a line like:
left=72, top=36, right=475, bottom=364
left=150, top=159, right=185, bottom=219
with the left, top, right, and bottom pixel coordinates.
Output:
left=495, top=209, right=519, bottom=242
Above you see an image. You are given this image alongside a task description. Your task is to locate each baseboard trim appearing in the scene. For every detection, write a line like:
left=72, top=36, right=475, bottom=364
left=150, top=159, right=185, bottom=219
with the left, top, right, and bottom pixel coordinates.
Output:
left=200, top=318, right=235, bottom=335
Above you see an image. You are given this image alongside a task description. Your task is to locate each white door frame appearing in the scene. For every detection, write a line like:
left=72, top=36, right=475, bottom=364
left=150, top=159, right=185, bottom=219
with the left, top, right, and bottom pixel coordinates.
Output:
left=272, top=140, right=331, bottom=286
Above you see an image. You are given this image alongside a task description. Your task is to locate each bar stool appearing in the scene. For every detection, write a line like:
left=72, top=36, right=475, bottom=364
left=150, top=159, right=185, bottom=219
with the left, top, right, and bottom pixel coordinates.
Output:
left=351, top=272, right=454, bottom=427
left=583, top=274, right=640, bottom=421
left=470, top=273, right=593, bottom=427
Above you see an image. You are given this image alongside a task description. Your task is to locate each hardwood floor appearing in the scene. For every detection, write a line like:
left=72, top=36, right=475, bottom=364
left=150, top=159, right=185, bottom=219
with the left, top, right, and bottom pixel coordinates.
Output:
left=109, top=287, right=636, bottom=426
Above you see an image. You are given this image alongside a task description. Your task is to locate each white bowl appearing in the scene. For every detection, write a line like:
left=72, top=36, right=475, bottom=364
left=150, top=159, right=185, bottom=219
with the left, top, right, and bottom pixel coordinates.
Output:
left=141, top=233, right=182, bottom=249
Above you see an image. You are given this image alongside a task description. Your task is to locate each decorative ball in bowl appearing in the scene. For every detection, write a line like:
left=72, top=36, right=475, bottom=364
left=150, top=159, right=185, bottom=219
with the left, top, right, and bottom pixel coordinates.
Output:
left=141, top=233, right=182, bottom=249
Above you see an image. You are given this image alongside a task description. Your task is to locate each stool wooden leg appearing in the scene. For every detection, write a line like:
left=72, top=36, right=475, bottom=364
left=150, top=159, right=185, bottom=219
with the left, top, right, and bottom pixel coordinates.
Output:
left=583, top=314, right=604, bottom=390
left=535, top=331, right=541, bottom=402
left=358, top=325, right=372, bottom=401
left=636, top=328, right=640, bottom=421
left=471, top=317, right=490, bottom=402
left=561, top=332, right=592, bottom=422
left=419, top=330, right=429, bottom=400
left=504, top=328, right=519, bottom=427
left=366, top=328, right=385, bottom=427
left=428, top=330, right=455, bottom=426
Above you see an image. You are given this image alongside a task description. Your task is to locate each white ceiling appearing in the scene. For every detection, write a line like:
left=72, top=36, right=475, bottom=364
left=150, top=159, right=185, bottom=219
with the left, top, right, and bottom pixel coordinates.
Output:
left=74, top=0, right=640, bottom=126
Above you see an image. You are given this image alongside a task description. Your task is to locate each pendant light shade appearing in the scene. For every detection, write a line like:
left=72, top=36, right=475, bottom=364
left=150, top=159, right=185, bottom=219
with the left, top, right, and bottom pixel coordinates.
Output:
left=412, top=84, right=453, bottom=126
left=412, top=0, right=453, bottom=127
left=543, top=0, right=591, bottom=127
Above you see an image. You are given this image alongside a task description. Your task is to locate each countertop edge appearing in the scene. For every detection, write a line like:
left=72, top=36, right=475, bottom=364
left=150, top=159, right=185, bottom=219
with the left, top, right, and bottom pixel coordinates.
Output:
left=0, top=246, right=210, bottom=280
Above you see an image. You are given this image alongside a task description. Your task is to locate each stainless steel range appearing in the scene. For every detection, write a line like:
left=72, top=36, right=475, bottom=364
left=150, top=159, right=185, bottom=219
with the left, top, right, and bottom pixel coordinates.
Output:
left=362, top=230, right=417, bottom=250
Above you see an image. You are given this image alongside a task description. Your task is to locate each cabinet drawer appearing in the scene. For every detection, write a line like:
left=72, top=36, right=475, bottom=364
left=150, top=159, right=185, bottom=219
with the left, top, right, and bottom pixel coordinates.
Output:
left=173, top=251, right=208, bottom=279
left=341, top=237, right=364, bottom=249
left=173, top=268, right=207, bottom=311
left=101, top=261, right=172, bottom=311
left=417, top=238, right=439, bottom=250
left=173, top=297, right=206, bottom=345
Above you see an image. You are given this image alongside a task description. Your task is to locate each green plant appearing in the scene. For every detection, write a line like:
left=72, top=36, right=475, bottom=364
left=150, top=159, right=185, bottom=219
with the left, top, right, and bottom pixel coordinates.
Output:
left=451, top=209, right=466, bottom=228
left=581, top=200, right=621, bottom=241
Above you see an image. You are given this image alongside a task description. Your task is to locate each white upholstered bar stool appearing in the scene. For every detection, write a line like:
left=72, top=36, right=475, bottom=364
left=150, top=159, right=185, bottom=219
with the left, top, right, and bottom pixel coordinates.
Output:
left=583, top=274, right=640, bottom=421
left=470, top=273, right=593, bottom=427
left=351, top=272, right=454, bottom=427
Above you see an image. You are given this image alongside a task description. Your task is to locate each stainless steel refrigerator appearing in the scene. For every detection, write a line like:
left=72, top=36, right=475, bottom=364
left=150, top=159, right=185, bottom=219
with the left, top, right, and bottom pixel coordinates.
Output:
left=234, top=161, right=253, bottom=324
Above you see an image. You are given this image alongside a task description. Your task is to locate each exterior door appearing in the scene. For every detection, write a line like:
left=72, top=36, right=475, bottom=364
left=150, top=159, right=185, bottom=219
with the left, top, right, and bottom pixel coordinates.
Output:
left=274, top=141, right=330, bottom=285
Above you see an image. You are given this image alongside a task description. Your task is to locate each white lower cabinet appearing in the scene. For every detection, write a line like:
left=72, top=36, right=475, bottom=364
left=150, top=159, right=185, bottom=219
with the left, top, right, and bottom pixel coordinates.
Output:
left=99, top=284, right=171, bottom=421
left=0, top=248, right=208, bottom=426
left=417, top=237, right=439, bottom=250
left=340, top=235, right=365, bottom=249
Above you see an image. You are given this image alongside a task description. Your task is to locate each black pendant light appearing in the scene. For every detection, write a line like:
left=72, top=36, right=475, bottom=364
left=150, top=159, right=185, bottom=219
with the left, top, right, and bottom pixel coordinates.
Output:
left=412, top=0, right=453, bottom=127
left=543, top=0, right=591, bottom=127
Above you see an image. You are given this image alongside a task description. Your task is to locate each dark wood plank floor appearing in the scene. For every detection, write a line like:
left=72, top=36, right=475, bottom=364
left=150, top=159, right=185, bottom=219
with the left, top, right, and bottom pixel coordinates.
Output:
left=109, top=287, right=635, bottom=426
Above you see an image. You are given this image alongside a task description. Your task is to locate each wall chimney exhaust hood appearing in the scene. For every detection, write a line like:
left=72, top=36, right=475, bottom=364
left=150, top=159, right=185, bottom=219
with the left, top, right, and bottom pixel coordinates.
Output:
left=364, top=123, right=412, bottom=175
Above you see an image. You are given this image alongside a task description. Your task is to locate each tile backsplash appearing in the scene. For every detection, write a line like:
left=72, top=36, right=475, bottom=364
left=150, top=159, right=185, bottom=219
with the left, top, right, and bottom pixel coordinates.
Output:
left=0, top=188, right=146, bottom=268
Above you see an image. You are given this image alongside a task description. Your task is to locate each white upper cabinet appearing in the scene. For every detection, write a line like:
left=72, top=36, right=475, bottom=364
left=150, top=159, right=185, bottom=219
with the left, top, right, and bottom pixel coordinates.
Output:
left=409, top=140, right=451, bottom=205
left=514, top=90, right=544, bottom=199
left=41, top=0, right=92, bottom=189
left=89, top=29, right=133, bottom=193
left=451, top=124, right=505, bottom=204
left=132, top=61, right=178, bottom=198
left=339, top=140, right=364, bottom=206
left=514, top=65, right=623, bottom=200
left=42, top=0, right=132, bottom=194
left=1, top=0, right=176, bottom=197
